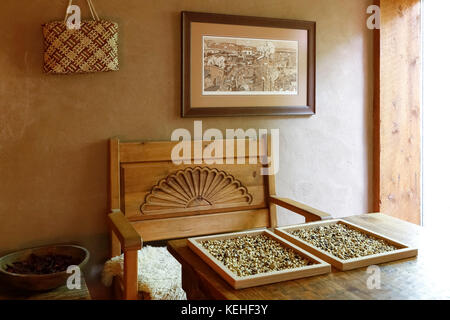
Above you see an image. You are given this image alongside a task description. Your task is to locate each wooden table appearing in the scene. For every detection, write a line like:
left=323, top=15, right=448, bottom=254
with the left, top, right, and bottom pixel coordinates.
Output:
left=168, top=213, right=450, bottom=299
left=0, top=273, right=91, bottom=300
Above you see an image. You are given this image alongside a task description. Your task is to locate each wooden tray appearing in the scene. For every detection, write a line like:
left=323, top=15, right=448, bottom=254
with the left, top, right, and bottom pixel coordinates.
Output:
left=187, top=229, right=331, bottom=289
left=275, top=219, right=418, bottom=271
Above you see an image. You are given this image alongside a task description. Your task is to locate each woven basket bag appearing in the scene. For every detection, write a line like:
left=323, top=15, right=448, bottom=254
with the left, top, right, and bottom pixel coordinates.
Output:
left=42, top=0, right=119, bottom=74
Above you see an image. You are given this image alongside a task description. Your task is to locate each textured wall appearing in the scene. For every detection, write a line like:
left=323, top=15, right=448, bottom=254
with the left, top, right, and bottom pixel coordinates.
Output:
left=0, top=0, right=373, bottom=298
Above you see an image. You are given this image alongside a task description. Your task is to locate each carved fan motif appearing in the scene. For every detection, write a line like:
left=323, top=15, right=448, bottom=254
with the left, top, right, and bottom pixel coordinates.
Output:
left=140, top=167, right=253, bottom=214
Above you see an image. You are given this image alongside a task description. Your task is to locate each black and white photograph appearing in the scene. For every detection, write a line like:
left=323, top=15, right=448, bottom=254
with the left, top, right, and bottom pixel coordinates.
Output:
left=202, top=36, right=298, bottom=95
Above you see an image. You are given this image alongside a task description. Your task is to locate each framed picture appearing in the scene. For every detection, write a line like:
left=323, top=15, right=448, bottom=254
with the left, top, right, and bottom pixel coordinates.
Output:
left=181, top=11, right=316, bottom=117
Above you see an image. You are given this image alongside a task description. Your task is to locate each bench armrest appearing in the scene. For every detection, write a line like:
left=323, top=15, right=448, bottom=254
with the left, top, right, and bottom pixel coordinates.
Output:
left=269, top=196, right=332, bottom=222
left=108, top=211, right=142, bottom=251
left=108, top=211, right=142, bottom=300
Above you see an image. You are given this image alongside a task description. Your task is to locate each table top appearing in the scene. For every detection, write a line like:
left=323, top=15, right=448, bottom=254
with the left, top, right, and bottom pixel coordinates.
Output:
left=0, top=273, right=91, bottom=300
left=168, top=213, right=450, bottom=300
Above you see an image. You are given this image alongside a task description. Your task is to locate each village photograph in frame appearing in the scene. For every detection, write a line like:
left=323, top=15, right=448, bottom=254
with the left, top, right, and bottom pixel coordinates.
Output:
left=182, top=11, right=316, bottom=117
left=202, top=36, right=298, bottom=95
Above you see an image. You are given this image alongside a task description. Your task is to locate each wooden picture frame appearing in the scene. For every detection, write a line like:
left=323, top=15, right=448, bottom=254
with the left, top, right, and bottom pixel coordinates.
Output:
left=275, top=220, right=418, bottom=271
left=187, top=229, right=330, bottom=289
left=182, top=11, right=316, bottom=117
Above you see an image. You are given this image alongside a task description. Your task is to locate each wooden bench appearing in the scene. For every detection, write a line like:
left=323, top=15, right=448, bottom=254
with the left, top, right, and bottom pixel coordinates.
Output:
left=107, top=137, right=331, bottom=299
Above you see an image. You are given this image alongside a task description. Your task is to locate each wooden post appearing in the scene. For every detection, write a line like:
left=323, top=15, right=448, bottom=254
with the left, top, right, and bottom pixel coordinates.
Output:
left=109, top=138, right=122, bottom=257
left=373, top=0, right=381, bottom=213
left=123, top=250, right=138, bottom=300
left=109, top=138, right=120, bottom=212
left=265, top=134, right=278, bottom=228
left=374, top=0, right=422, bottom=224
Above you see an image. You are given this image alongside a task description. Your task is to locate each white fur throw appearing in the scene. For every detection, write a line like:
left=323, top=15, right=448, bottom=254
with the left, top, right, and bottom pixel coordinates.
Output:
left=102, top=246, right=186, bottom=300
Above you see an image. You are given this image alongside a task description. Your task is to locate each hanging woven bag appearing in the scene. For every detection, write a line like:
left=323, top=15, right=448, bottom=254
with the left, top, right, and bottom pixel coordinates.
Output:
left=42, top=0, right=119, bottom=74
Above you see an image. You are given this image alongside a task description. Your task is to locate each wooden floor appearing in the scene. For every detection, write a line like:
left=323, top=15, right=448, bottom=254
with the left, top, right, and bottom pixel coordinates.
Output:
left=168, top=213, right=450, bottom=299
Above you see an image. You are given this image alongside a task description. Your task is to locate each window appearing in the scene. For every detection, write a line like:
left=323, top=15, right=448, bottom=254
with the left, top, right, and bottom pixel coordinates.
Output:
left=422, top=0, right=450, bottom=228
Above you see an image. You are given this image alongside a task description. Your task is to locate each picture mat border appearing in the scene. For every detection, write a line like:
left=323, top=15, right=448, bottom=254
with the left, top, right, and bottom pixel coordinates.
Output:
left=192, top=23, right=307, bottom=107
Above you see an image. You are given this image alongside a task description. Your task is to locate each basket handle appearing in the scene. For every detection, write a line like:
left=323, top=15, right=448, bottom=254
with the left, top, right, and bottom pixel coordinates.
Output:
left=64, top=0, right=100, bottom=22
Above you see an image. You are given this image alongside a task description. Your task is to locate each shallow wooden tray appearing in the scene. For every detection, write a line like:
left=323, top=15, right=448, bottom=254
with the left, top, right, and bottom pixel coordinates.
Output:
left=275, top=219, right=418, bottom=271
left=187, top=229, right=331, bottom=289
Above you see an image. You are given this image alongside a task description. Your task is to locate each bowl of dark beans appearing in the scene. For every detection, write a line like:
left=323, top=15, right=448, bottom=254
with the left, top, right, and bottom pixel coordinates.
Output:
left=0, top=245, right=89, bottom=291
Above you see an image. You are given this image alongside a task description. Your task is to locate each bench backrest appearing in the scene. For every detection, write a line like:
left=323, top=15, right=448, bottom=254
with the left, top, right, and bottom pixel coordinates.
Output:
left=109, top=138, right=277, bottom=242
